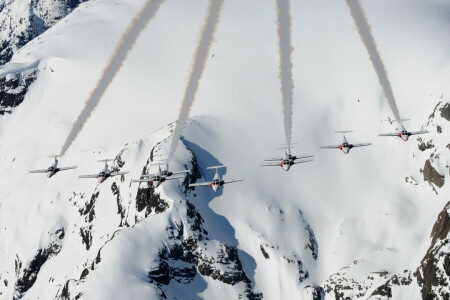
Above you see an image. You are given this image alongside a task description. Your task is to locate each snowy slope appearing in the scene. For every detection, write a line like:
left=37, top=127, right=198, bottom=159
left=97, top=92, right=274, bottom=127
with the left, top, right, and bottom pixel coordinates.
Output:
left=0, top=0, right=87, bottom=65
left=0, top=0, right=450, bottom=299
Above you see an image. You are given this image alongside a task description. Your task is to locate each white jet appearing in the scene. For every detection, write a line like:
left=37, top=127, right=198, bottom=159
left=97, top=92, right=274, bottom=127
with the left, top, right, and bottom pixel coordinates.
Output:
left=261, top=143, right=314, bottom=171
left=379, top=119, right=428, bottom=141
left=189, top=166, right=243, bottom=192
left=320, top=131, right=371, bottom=154
left=131, top=161, right=189, bottom=188
left=29, top=155, right=77, bottom=178
left=79, top=159, right=129, bottom=183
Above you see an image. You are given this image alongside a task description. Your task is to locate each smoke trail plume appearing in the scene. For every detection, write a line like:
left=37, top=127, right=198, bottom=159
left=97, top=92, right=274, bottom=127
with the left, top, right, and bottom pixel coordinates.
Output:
left=345, top=0, right=401, bottom=121
left=275, top=0, right=295, bottom=145
left=60, top=0, right=165, bottom=156
left=168, top=0, right=224, bottom=159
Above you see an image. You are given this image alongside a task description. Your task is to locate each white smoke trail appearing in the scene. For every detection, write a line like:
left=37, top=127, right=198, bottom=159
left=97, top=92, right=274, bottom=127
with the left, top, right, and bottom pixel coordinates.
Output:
left=60, top=0, right=165, bottom=156
left=345, top=0, right=401, bottom=121
left=168, top=0, right=224, bottom=159
left=275, top=0, right=294, bottom=146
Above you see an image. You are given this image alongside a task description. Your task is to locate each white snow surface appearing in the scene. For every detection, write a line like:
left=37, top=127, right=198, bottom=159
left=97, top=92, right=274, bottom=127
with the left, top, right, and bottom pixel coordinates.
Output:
left=0, top=0, right=450, bottom=299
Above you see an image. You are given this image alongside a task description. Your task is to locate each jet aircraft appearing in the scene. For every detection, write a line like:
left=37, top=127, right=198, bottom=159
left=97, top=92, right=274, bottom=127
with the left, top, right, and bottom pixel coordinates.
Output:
left=379, top=119, right=428, bottom=141
left=320, top=131, right=371, bottom=154
left=79, top=159, right=128, bottom=183
left=131, top=162, right=189, bottom=188
left=29, top=155, right=77, bottom=178
left=189, top=166, right=243, bottom=192
left=261, top=143, right=314, bottom=171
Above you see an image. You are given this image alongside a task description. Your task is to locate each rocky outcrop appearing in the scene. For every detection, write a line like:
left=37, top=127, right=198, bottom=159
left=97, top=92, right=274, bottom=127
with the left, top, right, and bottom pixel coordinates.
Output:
left=14, top=227, right=64, bottom=298
left=0, top=68, right=37, bottom=114
left=325, top=263, right=391, bottom=299
left=148, top=199, right=262, bottom=300
left=415, top=202, right=450, bottom=300
left=0, top=0, right=88, bottom=66
left=440, top=103, right=450, bottom=122
left=421, top=160, right=445, bottom=190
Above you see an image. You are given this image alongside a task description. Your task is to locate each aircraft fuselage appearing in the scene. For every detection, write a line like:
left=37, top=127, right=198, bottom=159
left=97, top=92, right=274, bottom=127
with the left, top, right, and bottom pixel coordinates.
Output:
left=46, top=161, right=58, bottom=178
left=211, top=172, right=224, bottom=192
left=339, top=137, right=353, bottom=154
left=399, top=128, right=410, bottom=141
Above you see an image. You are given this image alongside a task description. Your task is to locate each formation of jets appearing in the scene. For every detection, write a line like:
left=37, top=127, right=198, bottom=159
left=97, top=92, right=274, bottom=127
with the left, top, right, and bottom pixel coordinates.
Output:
left=29, top=119, right=429, bottom=191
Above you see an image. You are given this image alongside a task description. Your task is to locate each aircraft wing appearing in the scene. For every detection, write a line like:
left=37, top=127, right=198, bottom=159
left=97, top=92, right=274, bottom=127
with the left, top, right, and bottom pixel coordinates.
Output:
left=293, top=159, right=314, bottom=165
left=320, top=145, right=341, bottom=149
left=110, top=171, right=129, bottom=176
left=260, top=163, right=281, bottom=167
left=141, top=173, right=157, bottom=178
left=263, top=157, right=283, bottom=161
left=409, top=130, right=428, bottom=136
left=79, top=174, right=98, bottom=178
left=379, top=133, right=398, bottom=136
left=352, top=143, right=372, bottom=147
left=29, top=169, right=48, bottom=173
left=223, top=179, right=244, bottom=185
left=131, top=179, right=150, bottom=183
left=189, top=182, right=212, bottom=187
left=59, top=166, right=77, bottom=171
left=171, top=170, right=190, bottom=175
left=165, top=176, right=185, bottom=181
left=293, top=154, right=314, bottom=160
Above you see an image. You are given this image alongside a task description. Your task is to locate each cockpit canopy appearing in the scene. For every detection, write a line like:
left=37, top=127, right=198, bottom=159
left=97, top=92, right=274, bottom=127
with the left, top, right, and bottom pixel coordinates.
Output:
left=213, top=179, right=220, bottom=185
left=343, top=143, right=349, bottom=147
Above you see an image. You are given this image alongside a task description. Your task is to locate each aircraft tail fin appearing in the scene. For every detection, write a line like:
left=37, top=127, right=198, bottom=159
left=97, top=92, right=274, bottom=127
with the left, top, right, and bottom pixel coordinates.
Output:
left=47, top=155, right=59, bottom=161
left=206, top=165, right=226, bottom=170
left=97, top=159, right=114, bottom=162
left=277, top=142, right=297, bottom=149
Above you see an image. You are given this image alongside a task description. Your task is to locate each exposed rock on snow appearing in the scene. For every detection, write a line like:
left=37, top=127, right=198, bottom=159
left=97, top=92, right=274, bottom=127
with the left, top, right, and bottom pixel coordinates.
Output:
left=0, top=0, right=87, bottom=65
left=0, top=66, right=37, bottom=114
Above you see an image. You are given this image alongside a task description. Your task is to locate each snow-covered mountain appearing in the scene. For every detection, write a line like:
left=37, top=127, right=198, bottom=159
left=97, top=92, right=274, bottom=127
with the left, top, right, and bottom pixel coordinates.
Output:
left=0, top=0, right=450, bottom=299
left=0, top=0, right=87, bottom=66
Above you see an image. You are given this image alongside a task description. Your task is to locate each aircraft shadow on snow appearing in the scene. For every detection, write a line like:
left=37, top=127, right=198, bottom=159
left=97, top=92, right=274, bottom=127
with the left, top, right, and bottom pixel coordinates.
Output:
left=181, top=137, right=257, bottom=288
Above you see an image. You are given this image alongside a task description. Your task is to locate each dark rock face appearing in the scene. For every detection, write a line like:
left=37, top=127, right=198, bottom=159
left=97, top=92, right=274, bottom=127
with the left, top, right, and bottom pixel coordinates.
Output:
left=418, top=140, right=435, bottom=152
left=368, top=272, right=413, bottom=299
left=421, top=160, right=445, bottom=189
left=304, top=285, right=325, bottom=300
left=79, top=190, right=99, bottom=223
left=148, top=200, right=262, bottom=299
left=324, top=260, right=391, bottom=299
left=415, top=202, right=450, bottom=300
left=260, top=245, right=270, bottom=259
left=80, top=226, right=93, bottom=250
left=440, top=103, right=450, bottom=122
left=0, top=69, right=37, bottom=115
left=14, top=228, right=64, bottom=298
left=135, top=187, right=168, bottom=218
